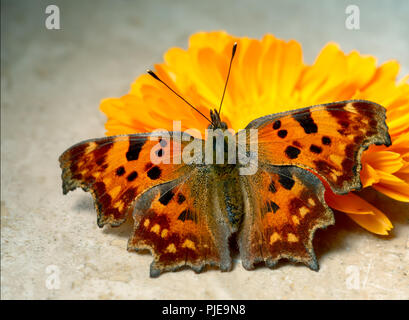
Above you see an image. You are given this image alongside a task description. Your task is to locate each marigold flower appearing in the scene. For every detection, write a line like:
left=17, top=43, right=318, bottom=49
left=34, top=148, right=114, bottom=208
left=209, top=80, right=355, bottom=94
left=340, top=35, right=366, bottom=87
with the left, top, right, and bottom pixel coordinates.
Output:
left=100, top=31, right=409, bottom=235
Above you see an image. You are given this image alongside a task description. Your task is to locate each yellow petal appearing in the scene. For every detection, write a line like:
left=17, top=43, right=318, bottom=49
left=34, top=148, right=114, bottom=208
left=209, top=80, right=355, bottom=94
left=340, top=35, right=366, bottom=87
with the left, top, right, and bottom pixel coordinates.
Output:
left=360, top=163, right=380, bottom=188
left=346, top=208, right=393, bottom=235
left=325, top=192, right=374, bottom=215
left=372, top=183, right=409, bottom=202
left=326, top=192, right=393, bottom=235
left=362, top=151, right=404, bottom=174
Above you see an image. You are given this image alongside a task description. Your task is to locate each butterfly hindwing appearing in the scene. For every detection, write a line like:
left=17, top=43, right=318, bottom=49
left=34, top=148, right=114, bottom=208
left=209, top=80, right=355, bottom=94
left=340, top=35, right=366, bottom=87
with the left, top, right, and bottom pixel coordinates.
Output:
left=246, top=100, right=391, bottom=194
left=128, top=168, right=234, bottom=277
left=238, top=164, right=334, bottom=270
left=59, top=133, right=190, bottom=227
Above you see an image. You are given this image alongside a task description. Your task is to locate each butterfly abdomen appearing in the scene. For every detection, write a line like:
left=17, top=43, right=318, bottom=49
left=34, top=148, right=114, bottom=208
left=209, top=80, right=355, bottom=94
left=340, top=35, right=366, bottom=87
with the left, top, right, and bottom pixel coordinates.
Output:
left=212, top=166, right=245, bottom=232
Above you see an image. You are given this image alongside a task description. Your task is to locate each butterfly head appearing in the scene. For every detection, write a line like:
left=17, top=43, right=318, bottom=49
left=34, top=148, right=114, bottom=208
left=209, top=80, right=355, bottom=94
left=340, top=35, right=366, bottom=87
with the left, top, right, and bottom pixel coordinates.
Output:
left=209, top=109, right=228, bottom=130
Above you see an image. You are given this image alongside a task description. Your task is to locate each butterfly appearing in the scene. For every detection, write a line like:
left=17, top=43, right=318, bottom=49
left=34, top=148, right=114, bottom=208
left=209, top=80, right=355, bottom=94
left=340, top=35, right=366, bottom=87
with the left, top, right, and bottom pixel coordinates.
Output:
left=59, top=43, right=391, bottom=277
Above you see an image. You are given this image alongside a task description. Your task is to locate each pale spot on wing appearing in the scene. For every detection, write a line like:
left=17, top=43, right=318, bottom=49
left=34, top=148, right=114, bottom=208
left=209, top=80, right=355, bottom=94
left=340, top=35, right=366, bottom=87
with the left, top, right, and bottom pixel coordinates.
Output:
left=143, top=218, right=150, bottom=228
left=85, top=142, right=97, bottom=153
left=287, top=233, right=299, bottom=242
left=337, top=143, right=347, bottom=153
left=344, top=103, right=356, bottom=113
left=292, top=215, right=300, bottom=225
left=347, top=134, right=355, bottom=141
left=150, top=223, right=160, bottom=235
left=182, top=239, right=196, bottom=250
left=110, top=186, right=121, bottom=199
left=161, top=229, right=168, bottom=238
left=165, top=243, right=177, bottom=253
left=299, top=206, right=309, bottom=218
left=269, top=232, right=281, bottom=244
left=330, top=154, right=343, bottom=167
left=113, top=200, right=124, bottom=211
left=103, top=177, right=112, bottom=185
left=308, top=198, right=316, bottom=206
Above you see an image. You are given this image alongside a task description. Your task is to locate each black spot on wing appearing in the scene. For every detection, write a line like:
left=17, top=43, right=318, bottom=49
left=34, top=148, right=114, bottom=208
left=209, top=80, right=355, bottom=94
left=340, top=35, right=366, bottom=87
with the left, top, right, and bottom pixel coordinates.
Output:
left=322, top=136, right=331, bottom=145
left=285, top=146, right=301, bottom=159
left=309, top=144, right=322, bottom=154
left=147, top=166, right=161, bottom=180
left=116, top=166, right=125, bottom=176
left=278, top=171, right=295, bottom=190
left=159, top=190, right=174, bottom=206
left=278, top=130, right=288, bottom=138
left=293, top=111, right=318, bottom=134
left=266, top=201, right=280, bottom=213
left=269, top=180, right=277, bottom=193
left=273, top=120, right=281, bottom=130
left=177, top=193, right=186, bottom=204
left=127, top=171, right=138, bottom=182
left=178, top=209, right=196, bottom=223
left=126, top=138, right=147, bottom=161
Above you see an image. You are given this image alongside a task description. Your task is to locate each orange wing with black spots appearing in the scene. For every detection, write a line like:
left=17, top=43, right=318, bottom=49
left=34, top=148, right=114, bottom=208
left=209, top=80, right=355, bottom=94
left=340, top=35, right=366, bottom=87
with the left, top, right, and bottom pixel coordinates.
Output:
left=238, top=165, right=334, bottom=270
left=128, top=170, right=233, bottom=277
left=246, top=100, right=391, bottom=194
left=59, top=133, right=192, bottom=227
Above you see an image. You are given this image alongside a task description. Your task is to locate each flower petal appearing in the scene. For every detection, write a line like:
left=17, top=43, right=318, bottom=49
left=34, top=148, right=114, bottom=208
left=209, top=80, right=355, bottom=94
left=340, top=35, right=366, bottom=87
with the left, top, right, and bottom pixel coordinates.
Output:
left=346, top=209, right=393, bottom=235
left=372, top=183, right=409, bottom=202
left=325, top=192, right=393, bottom=234
left=360, top=163, right=380, bottom=188
left=362, top=151, right=404, bottom=174
left=325, top=191, right=374, bottom=215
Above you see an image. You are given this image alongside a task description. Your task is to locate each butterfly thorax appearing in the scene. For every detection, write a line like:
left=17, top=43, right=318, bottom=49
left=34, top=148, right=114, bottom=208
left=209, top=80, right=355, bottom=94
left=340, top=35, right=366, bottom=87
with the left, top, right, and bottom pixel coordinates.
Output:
left=206, top=110, right=245, bottom=231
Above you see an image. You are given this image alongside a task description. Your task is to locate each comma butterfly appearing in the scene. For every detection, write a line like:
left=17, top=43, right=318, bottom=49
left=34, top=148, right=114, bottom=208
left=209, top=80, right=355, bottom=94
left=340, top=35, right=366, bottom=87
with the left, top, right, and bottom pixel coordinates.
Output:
left=59, top=43, right=391, bottom=277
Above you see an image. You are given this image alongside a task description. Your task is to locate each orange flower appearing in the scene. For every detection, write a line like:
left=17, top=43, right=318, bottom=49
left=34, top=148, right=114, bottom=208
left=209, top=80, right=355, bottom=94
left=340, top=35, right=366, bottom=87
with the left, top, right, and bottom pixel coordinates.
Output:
left=100, top=31, right=409, bottom=235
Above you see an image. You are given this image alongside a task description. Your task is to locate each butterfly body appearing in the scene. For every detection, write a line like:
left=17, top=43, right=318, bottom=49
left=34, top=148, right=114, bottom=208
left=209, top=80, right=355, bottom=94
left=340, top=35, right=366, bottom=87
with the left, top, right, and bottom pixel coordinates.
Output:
left=59, top=100, right=391, bottom=277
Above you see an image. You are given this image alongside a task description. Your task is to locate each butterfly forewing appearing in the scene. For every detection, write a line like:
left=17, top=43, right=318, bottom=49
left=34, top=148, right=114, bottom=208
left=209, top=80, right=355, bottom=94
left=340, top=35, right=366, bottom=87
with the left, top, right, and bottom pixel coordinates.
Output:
left=59, top=133, right=192, bottom=227
left=246, top=100, right=391, bottom=194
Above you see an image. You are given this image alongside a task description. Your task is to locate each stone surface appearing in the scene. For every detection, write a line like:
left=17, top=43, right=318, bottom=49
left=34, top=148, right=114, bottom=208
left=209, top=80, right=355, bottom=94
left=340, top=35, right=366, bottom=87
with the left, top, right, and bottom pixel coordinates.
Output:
left=1, top=0, right=408, bottom=299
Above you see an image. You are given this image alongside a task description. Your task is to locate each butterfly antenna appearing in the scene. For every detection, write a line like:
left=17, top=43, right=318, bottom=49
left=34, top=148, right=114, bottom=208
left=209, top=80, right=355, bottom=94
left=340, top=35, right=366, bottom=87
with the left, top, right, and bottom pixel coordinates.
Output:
left=147, top=69, right=213, bottom=125
left=218, top=42, right=237, bottom=115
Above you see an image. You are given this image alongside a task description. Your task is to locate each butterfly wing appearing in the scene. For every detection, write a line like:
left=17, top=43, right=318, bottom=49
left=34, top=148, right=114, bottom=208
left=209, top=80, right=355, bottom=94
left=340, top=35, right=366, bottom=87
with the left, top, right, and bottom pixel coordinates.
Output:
left=59, top=133, right=193, bottom=227
left=238, top=165, right=333, bottom=270
left=128, top=169, right=233, bottom=277
left=246, top=100, right=391, bottom=194
left=60, top=133, right=234, bottom=277
left=238, top=100, right=391, bottom=269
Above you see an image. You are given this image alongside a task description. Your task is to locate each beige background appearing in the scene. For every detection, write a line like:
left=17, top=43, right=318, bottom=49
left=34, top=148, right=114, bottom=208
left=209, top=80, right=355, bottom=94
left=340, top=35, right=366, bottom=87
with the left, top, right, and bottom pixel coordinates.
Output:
left=1, top=0, right=408, bottom=299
